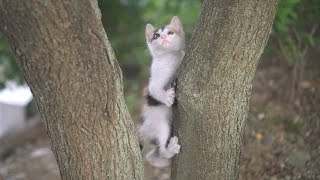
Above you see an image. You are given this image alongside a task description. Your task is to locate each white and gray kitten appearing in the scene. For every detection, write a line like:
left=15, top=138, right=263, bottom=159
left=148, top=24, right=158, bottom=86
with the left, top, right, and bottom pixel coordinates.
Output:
left=138, top=16, right=185, bottom=168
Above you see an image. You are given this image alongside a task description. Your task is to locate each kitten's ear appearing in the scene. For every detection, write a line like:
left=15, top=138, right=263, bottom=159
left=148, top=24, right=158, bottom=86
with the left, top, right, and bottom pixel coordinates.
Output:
left=170, top=16, right=184, bottom=34
left=146, top=24, right=155, bottom=40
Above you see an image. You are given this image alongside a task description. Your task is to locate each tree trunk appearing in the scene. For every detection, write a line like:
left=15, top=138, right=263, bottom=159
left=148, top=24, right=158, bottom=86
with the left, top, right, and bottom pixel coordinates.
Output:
left=0, top=0, right=143, bottom=179
left=172, top=0, right=278, bottom=179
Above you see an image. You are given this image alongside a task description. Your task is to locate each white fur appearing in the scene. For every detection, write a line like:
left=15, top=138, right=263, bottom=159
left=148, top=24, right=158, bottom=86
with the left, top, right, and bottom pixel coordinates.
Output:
left=139, top=16, right=185, bottom=168
left=140, top=105, right=181, bottom=167
left=146, top=18, right=185, bottom=107
left=140, top=105, right=172, bottom=142
left=149, top=51, right=184, bottom=107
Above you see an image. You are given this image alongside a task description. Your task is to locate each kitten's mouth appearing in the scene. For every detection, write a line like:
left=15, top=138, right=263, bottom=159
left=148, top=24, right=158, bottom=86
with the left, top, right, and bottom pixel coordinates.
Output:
left=162, top=39, right=169, bottom=45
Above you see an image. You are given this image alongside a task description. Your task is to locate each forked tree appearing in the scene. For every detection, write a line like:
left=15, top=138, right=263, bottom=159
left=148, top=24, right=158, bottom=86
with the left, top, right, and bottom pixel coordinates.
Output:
left=0, top=0, right=278, bottom=179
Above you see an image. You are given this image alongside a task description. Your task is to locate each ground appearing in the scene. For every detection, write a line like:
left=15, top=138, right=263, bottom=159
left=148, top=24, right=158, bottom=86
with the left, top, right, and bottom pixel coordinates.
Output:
left=239, top=51, right=320, bottom=180
left=0, top=51, right=319, bottom=179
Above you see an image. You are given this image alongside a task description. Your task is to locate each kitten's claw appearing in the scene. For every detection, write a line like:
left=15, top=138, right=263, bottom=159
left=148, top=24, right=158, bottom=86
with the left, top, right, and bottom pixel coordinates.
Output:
left=164, top=88, right=175, bottom=107
left=168, top=136, right=180, bottom=154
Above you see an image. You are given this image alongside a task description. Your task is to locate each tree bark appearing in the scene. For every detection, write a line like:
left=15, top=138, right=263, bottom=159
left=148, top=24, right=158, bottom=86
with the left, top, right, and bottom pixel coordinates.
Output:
left=0, top=0, right=143, bottom=179
left=172, top=0, right=278, bottom=179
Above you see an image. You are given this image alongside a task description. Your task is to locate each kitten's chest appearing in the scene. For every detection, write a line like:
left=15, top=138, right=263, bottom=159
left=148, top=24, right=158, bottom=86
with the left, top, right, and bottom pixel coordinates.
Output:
left=151, top=56, right=182, bottom=76
left=151, top=61, right=175, bottom=75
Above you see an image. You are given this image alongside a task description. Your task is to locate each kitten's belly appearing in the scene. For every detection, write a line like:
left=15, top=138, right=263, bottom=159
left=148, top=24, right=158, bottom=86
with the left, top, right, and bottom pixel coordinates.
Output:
left=140, top=105, right=172, bottom=140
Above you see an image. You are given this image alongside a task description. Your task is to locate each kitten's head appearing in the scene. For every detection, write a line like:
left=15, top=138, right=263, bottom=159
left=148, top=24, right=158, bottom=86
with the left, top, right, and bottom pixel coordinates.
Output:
left=146, top=16, right=185, bottom=56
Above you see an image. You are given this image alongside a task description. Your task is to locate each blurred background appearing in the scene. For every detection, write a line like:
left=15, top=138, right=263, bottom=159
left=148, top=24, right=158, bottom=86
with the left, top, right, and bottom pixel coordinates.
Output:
left=0, top=0, right=319, bottom=179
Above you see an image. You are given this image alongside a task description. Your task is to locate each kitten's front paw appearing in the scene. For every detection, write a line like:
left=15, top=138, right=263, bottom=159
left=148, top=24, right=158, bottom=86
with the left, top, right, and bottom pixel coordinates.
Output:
left=164, top=88, right=175, bottom=107
left=168, top=136, right=180, bottom=154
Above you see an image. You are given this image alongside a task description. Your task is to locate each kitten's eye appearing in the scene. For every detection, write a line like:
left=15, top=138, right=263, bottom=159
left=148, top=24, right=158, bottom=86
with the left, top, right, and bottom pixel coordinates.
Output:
left=168, top=31, right=174, bottom=35
left=153, top=33, right=160, bottom=39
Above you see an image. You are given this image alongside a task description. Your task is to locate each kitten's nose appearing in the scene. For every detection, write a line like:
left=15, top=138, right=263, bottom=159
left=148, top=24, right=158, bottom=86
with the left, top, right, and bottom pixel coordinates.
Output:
left=161, top=35, right=167, bottom=39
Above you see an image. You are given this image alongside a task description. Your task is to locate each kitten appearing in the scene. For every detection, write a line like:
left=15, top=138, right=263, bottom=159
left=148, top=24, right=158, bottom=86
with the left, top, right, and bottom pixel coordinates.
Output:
left=138, top=16, right=185, bottom=168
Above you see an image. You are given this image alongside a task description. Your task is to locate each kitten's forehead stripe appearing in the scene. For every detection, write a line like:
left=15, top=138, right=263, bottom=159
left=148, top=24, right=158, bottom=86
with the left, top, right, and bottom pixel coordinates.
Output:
left=154, top=26, right=166, bottom=34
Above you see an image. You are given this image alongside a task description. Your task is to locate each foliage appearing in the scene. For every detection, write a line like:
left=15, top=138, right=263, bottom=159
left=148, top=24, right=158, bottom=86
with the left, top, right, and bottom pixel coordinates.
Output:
left=98, top=0, right=200, bottom=69
left=0, top=0, right=319, bottom=112
left=272, top=0, right=320, bottom=65
left=0, top=33, right=24, bottom=89
left=98, top=0, right=201, bottom=113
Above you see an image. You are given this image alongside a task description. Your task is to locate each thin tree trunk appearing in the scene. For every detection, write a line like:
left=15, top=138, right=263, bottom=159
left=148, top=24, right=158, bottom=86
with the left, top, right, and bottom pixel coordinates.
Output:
left=0, top=0, right=143, bottom=179
left=172, top=0, right=278, bottom=179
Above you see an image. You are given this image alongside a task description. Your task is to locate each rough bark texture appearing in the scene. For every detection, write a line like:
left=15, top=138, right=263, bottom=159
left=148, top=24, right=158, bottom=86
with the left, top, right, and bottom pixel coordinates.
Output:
left=0, top=0, right=143, bottom=179
left=172, top=0, right=278, bottom=179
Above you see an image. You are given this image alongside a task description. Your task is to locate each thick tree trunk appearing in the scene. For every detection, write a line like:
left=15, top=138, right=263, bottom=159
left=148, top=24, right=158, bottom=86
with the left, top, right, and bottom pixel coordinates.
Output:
left=0, top=0, right=143, bottom=179
left=172, top=0, right=278, bottom=179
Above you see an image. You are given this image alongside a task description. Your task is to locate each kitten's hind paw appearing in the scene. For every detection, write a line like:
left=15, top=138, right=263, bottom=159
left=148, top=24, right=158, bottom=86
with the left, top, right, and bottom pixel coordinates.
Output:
left=146, top=149, right=171, bottom=168
left=168, top=136, right=181, bottom=154
left=164, top=88, right=175, bottom=107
